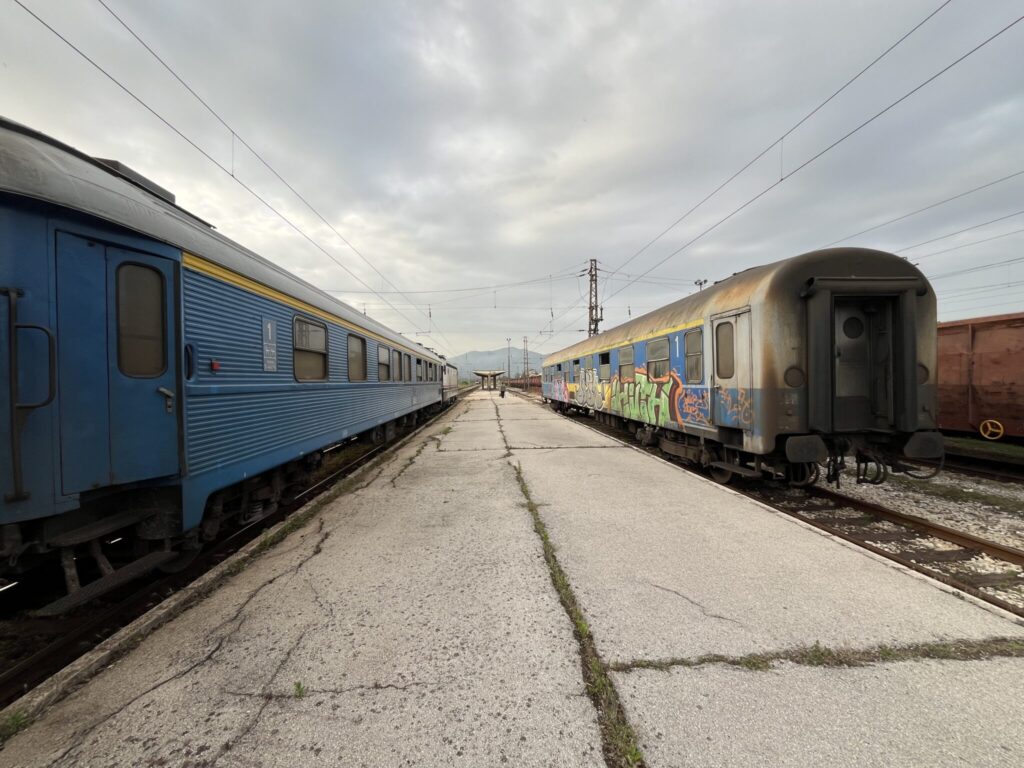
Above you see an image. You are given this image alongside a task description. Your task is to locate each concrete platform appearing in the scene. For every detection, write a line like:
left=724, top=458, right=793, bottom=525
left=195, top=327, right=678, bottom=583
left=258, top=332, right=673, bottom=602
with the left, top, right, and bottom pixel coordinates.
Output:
left=3, top=391, right=1021, bottom=767
left=614, top=659, right=1024, bottom=767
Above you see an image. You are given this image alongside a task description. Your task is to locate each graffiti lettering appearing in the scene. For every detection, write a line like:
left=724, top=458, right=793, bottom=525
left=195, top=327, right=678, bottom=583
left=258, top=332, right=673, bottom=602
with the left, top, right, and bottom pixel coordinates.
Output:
left=552, top=377, right=569, bottom=402
left=553, top=365, right=741, bottom=432
left=715, top=386, right=753, bottom=426
left=575, top=368, right=603, bottom=409
left=607, top=368, right=680, bottom=427
left=678, top=387, right=711, bottom=425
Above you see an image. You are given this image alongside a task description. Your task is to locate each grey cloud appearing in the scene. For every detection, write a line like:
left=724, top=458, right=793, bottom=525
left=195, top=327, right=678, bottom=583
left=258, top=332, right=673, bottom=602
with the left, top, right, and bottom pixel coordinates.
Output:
left=2, top=0, right=1022, bottom=353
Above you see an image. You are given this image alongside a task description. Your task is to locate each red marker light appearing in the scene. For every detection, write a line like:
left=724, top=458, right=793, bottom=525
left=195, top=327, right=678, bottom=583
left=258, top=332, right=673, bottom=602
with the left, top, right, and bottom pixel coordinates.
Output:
left=210, top=360, right=221, bottom=371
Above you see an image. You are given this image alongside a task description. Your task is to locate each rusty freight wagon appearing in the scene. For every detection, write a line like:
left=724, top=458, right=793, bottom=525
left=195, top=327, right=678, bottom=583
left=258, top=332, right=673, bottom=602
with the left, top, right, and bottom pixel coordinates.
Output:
left=937, top=312, right=1024, bottom=440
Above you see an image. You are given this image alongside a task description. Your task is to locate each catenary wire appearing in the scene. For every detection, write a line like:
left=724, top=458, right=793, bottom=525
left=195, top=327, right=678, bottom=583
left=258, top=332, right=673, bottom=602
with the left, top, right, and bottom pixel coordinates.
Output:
left=581, top=10, right=1024, bottom=329
left=599, top=0, right=955, bottom=297
left=910, top=225, right=1024, bottom=261
left=12, top=0, right=450, bottom=351
left=824, top=167, right=1024, bottom=246
left=93, top=0, right=455, bottom=352
left=896, top=209, right=1024, bottom=253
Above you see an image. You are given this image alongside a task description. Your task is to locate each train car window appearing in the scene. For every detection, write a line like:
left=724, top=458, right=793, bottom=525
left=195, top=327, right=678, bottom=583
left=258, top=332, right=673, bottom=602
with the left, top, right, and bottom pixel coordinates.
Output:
left=618, top=345, right=634, bottom=380
left=416, top=359, right=423, bottom=382
left=392, top=350, right=402, bottom=380
left=294, top=316, right=328, bottom=381
left=599, top=352, right=610, bottom=382
left=556, top=363, right=562, bottom=372
left=684, top=329, right=703, bottom=383
left=716, top=322, right=735, bottom=379
left=404, top=354, right=412, bottom=382
left=347, top=334, right=367, bottom=381
left=378, top=344, right=391, bottom=381
left=647, top=338, right=670, bottom=378
left=117, top=263, right=166, bottom=377
left=573, top=360, right=581, bottom=380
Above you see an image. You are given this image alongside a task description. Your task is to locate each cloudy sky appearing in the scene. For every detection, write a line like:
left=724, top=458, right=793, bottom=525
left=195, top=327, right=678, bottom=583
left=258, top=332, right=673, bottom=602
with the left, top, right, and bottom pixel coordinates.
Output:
left=2, top=0, right=1023, bottom=357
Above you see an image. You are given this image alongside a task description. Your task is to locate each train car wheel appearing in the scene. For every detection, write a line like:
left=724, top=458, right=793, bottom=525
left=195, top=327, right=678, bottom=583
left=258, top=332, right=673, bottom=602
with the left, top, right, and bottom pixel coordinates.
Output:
left=708, top=465, right=733, bottom=484
left=979, top=419, right=1004, bottom=440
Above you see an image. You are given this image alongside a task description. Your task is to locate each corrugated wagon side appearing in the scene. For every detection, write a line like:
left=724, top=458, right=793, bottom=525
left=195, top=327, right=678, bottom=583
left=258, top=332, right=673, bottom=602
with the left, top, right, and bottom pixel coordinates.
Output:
left=937, top=312, right=1024, bottom=440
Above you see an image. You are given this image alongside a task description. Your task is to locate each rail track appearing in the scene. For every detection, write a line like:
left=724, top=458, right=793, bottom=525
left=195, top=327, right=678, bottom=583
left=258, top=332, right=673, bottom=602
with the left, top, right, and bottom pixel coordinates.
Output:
left=929, top=451, right=1024, bottom=485
left=550, top=402, right=1024, bottom=620
left=0, top=390, right=475, bottom=711
left=757, top=486, right=1024, bottom=618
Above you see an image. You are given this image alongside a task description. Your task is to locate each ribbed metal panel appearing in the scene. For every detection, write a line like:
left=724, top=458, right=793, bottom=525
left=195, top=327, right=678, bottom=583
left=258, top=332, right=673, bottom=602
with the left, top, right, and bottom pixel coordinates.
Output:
left=184, top=270, right=439, bottom=475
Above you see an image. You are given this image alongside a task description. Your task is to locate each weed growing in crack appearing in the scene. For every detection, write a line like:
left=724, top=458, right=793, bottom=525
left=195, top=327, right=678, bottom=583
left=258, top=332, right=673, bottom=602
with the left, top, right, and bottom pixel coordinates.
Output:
left=293, top=681, right=307, bottom=698
left=511, top=461, right=644, bottom=768
left=611, top=636, right=1024, bottom=674
left=0, top=710, right=29, bottom=745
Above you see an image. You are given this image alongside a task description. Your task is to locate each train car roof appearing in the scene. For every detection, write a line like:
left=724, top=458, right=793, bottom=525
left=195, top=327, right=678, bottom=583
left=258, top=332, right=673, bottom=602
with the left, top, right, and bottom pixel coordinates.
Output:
left=0, top=116, right=444, bottom=364
left=938, top=311, right=1024, bottom=329
left=543, top=247, right=927, bottom=366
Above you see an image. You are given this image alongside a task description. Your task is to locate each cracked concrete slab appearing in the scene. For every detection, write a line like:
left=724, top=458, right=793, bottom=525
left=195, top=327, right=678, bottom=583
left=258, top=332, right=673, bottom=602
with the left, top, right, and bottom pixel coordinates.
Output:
left=0, top=392, right=602, bottom=768
left=498, top=400, right=619, bottom=449
left=511, top=439, right=1023, bottom=665
left=613, top=658, right=1024, bottom=767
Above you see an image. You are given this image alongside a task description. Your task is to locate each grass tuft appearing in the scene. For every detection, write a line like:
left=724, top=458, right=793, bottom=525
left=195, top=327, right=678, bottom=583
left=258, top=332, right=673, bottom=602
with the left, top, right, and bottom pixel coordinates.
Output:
left=293, top=681, right=307, bottom=698
left=0, top=710, right=29, bottom=745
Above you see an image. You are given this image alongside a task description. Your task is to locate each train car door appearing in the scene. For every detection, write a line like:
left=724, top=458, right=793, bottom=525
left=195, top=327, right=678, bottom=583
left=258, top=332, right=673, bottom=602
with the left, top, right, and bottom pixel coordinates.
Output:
left=833, top=298, right=894, bottom=431
left=56, top=233, right=179, bottom=494
left=711, top=311, right=752, bottom=429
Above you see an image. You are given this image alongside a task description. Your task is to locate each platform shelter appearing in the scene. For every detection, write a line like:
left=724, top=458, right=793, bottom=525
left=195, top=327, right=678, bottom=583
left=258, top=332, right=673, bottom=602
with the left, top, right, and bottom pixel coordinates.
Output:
left=473, top=370, right=506, bottom=390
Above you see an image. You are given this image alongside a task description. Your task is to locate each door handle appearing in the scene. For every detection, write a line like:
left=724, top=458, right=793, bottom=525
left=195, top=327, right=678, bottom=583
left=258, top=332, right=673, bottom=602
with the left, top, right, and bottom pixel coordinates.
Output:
left=157, top=386, right=175, bottom=413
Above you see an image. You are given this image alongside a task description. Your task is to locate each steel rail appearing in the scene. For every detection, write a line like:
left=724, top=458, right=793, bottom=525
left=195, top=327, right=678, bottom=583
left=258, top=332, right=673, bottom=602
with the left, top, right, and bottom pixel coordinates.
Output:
left=805, top=487, right=1024, bottom=567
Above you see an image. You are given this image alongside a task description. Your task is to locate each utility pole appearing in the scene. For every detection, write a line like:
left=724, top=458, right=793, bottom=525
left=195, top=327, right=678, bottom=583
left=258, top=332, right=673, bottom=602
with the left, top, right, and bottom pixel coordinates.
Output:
left=506, top=337, right=511, bottom=385
left=522, top=336, right=529, bottom=388
left=587, top=258, right=603, bottom=337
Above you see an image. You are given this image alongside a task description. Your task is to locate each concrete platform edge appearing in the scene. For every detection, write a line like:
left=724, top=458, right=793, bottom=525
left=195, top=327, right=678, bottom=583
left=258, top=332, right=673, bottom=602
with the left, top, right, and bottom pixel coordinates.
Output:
left=0, top=404, right=461, bottom=735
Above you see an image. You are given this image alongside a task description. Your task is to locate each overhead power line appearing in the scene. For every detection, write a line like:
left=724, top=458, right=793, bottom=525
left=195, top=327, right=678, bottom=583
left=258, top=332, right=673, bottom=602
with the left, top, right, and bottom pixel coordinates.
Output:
left=928, top=255, right=1024, bottom=280
left=824, top=167, right=1024, bottom=246
left=598, top=10, right=1024, bottom=307
left=321, top=266, right=585, bottom=296
left=13, top=0, right=452, bottom=351
left=92, top=0, right=457, bottom=352
left=601, top=0, right=954, bottom=294
left=541, top=10, right=1024, bottom=348
left=912, top=225, right=1024, bottom=261
left=896, top=209, right=1024, bottom=253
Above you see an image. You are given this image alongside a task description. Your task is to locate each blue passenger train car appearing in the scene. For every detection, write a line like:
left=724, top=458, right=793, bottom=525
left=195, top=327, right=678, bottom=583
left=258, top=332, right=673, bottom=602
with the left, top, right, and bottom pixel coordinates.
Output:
left=0, top=118, right=449, bottom=610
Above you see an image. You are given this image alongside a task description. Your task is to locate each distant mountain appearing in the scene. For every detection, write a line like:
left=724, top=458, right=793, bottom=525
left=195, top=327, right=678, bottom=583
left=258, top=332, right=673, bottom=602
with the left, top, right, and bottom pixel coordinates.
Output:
left=446, top=348, right=544, bottom=376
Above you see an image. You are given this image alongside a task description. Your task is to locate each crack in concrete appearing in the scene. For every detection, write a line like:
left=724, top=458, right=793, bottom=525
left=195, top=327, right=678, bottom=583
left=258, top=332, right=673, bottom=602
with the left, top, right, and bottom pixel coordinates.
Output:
left=493, top=401, right=513, bottom=458
left=510, top=459, right=645, bottom=766
left=646, top=581, right=745, bottom=627
left=224, top=680, right=433, bottom=700
left=609, top=635, right=1024, bottom=674
left=391, top=442, right=429, bottom=487
left=212, top=628, right=310, bottom=764
left=50, top=523, right=332, bottom=766
left=511, top=445, right=624, bottom=450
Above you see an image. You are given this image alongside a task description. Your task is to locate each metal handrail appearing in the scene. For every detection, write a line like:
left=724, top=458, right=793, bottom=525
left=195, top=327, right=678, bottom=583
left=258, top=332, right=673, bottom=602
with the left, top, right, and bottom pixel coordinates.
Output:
left=2, top=287, right=56, bottom=502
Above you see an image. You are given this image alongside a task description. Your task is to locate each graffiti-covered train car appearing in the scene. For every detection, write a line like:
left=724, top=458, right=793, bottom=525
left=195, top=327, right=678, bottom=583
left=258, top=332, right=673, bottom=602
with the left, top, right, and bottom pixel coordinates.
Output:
left=542, top=248, right=944, bottom=485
